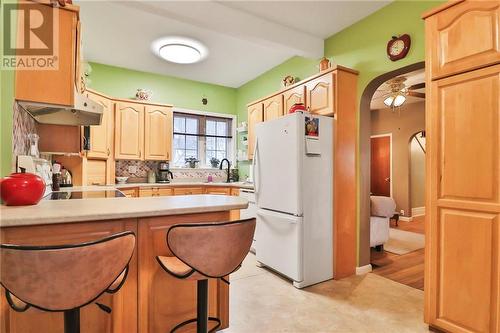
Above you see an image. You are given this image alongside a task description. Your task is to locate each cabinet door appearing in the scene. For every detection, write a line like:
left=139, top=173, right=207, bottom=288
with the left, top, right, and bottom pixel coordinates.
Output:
left=305, top=73, right=334, bottom=116
left=426, top=1, right=500, bottom=79
left=426, top=64, right=500, bottom=333
left=115, top=102, right=144, bottom=160
left=247, top=103, right=263, bottom=160
left=157, top=188, right=173, bottom=196
left=205, top=187, right=231, bottom=195
left=139, top=188, right=155, bottom=197
left=15, top=5, right=78, bottom=106
left=121, top=188, right=138, bottom=198
left=263, top=95, right=284, bottom=121
left=144, top=106, right=173, bottom=161
left=283, top=85, right=306, bottom=115
left=87, top=92, right=112, bottom=159
left=86, top=159, right=107, bottom=185
left=173, top=187, right=204, bottom=195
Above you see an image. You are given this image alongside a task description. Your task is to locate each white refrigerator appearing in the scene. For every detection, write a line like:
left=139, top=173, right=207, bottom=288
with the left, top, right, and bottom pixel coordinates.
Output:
left=253, top=111, right=333, bottom=288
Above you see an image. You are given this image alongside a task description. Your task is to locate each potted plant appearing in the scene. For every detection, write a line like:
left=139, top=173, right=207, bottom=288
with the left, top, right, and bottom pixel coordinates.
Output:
left=210, top=157, right=220, bottom=168
left=185, top=157, right=199, bottom=169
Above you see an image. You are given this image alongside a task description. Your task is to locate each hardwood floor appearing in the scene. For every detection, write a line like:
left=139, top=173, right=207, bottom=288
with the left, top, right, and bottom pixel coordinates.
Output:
left=392, top=215, right=425, bottom=234
left=371, top=215, right=425, bottom=290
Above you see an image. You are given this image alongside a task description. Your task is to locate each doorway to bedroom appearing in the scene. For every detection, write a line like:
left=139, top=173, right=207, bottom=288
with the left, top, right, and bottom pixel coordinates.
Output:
left=368, top=68, right=426, bottom=290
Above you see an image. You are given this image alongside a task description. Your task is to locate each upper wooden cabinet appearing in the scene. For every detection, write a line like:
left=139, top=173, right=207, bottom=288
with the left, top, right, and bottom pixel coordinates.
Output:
left=247, top=103, right=263, bottom=160
left=305, top=73, right=334, bottom=116
left=424, top=0, right=500, bottom=79
left=424, top=2, right=500, bottom=333
left=263, top=95, right=284, bottom=121
left=15, top=3, right=81, bottom=106
left=115, top=102, right=145, bottom=160
left=86, top=91, right=113, bottom=159
left=144, top=105, right=173, bottom=161
left=283, top=85, right=306, bottom=114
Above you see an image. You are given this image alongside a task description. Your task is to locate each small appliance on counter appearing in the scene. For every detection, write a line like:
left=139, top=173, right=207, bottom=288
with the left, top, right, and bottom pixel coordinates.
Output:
left=157, top=161, right=174, bottom=183
left=60, top=166, right=73, bottom=187
left=17, top=155, right=52, bottom=196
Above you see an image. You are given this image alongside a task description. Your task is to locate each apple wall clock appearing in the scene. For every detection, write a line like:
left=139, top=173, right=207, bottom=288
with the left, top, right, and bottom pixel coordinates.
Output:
left=387, top=34, right=411, bottom=61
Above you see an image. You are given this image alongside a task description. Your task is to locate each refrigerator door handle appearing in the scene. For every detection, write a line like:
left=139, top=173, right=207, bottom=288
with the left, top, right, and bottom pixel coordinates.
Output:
left=252, top=138, right=259, bottom=197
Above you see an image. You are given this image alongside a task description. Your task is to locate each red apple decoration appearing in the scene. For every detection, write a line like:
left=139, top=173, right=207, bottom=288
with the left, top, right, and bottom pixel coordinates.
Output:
left=1, top=171, right=45, bottom=206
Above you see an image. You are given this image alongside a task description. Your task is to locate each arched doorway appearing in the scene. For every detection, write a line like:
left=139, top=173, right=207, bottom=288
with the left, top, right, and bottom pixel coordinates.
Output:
left=358, top=61, right=425, bottom=268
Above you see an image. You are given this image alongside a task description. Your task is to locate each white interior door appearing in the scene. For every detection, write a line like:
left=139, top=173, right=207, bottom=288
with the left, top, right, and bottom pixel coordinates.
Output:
left=254, top=113, right=302, bottom=215
left=256, top=209, right=303, bottom=282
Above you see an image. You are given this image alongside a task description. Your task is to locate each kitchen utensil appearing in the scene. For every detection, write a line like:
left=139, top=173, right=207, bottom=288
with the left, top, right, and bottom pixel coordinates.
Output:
left=1, top=170, right=46, bottom=206
left=116, top=177, right=129, bottom=184
left=60, top=167, right=73, bottom=187
left=157, top=161, right=173, bottom=183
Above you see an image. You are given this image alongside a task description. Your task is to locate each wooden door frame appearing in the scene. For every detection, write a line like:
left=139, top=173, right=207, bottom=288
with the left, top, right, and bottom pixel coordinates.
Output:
left=370, top=133, right=393, bottom=198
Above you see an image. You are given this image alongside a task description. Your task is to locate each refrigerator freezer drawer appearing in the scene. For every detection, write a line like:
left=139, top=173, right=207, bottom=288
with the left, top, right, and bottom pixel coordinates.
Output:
left=256, top=209, right=303, bottom=282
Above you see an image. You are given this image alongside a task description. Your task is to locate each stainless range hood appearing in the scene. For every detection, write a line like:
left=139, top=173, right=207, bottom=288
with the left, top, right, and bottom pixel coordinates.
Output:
left=18, top=91, right=103, bottom=126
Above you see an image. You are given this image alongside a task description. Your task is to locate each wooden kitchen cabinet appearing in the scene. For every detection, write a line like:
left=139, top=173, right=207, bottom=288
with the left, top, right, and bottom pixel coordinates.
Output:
left=283, top=85, right=306, bottom=115
left=86, top=91, right=113, bottom=159
left=173, top=187, right=204, bottom=195
left=423, top=3, right=500, bottom=332
left=115, top=102, right=144, bottom=160
left=144, top=105, right=173, bottom=161
left=263, top=95, right=284, bottom=121
left=15, top=3, right=81, bottom=106
left=305, top=73, right=334, bottom=116
left=139, top=187, right=173, bottom=197
left=425, top=0, right=500, bottom=80
left=247, top=103, right=263, bottom=160
left=120, top=188, right=139, bottom=198
left=205, top=187, right=232, bottom=195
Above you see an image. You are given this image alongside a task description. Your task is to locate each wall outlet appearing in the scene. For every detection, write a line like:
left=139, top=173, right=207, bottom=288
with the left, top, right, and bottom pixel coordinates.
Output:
left=128, top=166, right=138, bottom=174
left=400, top=209, right=405, bottom=216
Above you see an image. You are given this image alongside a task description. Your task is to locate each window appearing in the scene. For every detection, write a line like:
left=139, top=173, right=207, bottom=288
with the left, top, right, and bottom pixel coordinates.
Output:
left=172, top=112, right=233, bottom=167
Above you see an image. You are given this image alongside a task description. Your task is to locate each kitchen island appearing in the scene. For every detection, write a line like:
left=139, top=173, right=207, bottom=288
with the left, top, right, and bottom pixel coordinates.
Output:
left=0, top=195, right=248, bottom=333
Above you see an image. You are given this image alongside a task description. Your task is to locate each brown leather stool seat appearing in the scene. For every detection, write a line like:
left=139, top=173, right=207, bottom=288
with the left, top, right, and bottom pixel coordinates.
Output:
left=0, top=231, right=136, bottom=333
left=157, top=218, right=256, bottom=333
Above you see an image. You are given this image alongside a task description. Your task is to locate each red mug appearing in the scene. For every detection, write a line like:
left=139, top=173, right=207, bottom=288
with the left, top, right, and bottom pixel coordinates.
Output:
left=289, top=103, right=307, bottom=114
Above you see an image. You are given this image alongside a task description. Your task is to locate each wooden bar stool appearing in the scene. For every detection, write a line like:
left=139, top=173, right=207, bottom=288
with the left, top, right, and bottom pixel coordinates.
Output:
left=0, top=231, right=136, bottom=333
left=157, top=218, right=256, bottom=333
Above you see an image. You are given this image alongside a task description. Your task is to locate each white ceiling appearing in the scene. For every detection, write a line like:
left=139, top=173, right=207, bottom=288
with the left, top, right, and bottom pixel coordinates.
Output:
left=77, top=1, right=390, bottom=88
left=370, top=69, right=425, bottom=110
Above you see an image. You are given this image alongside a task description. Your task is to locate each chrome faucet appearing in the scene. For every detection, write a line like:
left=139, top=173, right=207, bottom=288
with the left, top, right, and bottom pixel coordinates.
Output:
left=219, top=158, right=231, bottom=183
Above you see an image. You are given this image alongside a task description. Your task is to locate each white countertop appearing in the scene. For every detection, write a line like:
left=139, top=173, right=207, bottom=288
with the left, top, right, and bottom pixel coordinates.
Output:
left=0, top=195, right=248, bottom=228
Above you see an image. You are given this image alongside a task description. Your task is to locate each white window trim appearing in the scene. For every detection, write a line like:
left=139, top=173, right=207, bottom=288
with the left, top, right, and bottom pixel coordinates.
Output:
left=172, top=107, right=237, bottom=168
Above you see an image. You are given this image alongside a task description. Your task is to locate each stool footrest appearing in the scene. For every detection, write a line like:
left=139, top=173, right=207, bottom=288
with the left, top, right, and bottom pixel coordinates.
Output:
left=170, top=317, right=221, bottom=333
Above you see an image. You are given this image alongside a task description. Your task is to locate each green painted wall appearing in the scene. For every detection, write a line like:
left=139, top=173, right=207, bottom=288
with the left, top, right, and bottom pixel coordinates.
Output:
left=88, top=62, right=237, bottom=115
left=0, top=1, right=16, bottom=177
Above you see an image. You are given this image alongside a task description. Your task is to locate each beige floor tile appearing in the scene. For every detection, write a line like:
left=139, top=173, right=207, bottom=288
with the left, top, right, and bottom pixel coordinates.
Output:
left=222, top=254, right=429, bottom=333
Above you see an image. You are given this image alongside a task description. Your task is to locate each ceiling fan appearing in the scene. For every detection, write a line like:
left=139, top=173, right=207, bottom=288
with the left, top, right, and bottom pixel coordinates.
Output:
left=376, top=77, right=425, bottom=109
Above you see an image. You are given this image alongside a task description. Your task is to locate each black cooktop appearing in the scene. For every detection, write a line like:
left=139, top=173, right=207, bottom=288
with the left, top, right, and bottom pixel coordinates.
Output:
left=44, top=190, right=126, bottom=200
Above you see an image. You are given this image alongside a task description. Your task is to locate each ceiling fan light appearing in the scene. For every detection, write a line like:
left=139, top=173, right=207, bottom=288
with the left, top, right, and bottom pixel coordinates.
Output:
left=393, top=94, right=406, bottom=107
left=383, top=96, right=394, bottom=107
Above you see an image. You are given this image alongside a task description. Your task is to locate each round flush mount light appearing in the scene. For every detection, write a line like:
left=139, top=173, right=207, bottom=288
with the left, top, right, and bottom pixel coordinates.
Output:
left=152, top=37, right=208, bottom=64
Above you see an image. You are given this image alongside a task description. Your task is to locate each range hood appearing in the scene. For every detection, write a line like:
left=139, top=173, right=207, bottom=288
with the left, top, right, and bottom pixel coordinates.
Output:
left=18, top=92, right=103, bottom=126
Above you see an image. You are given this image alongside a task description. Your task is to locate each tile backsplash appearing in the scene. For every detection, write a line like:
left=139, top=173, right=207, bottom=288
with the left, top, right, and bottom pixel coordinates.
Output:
left=115, top=160, right=229, bottom=183
left=12, top=103, right=37, bottom=170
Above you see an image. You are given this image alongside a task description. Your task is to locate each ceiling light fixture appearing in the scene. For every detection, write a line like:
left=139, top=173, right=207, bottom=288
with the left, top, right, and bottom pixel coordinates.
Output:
left=383, top=93, right=406, bottom=108
left=152, top=37, right=208, bottom=64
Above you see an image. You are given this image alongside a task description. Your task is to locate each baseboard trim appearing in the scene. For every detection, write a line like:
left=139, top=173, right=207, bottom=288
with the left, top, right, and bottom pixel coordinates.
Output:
left=411, top=206, right=426, bottom=217
left=356, top=264, right=373, bottom=275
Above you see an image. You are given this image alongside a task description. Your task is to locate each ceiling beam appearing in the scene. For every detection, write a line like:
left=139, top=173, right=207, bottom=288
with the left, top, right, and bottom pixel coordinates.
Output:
left=117, top=1, right=324, bottom=59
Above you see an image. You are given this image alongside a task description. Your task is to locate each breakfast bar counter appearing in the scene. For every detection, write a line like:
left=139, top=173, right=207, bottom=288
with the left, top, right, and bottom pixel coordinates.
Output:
left=0, top=195, right=248, bottom=333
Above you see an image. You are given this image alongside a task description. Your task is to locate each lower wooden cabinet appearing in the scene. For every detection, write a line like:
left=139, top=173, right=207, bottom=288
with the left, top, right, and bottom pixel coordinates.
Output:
left=173, top=187, right=204, bottom=195
left=120, top=188, right=139, bottom=198
left=205, top=187, right=232, bottom=195
left=139, top=187, right=173, bottom=197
